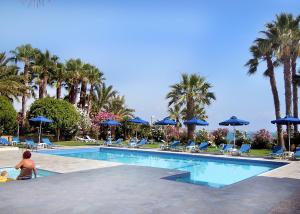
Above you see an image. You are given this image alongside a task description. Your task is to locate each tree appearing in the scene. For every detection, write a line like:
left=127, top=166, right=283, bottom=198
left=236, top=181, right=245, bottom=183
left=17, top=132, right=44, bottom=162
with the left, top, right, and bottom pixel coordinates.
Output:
left=0, top=53, right=27, bottom=100
left=11, top=44, right=37, bottom=125
left=167, top=73, right=216, bottom=140
left=32, top=50, right=57, bottom=98
left=290, top=15, right=300, bottom=131
left=85, top=65, right=104, bottom=114
left=65, top=58, right=84, bottom=104
left=264, top=14, right=299, bottom=117
left=246, top=38, right=284, bottom=147
left=0, top=96, right=17, bottom=134
left=51, top=62, right=66, bottom=99
left=29, top=97, right=80, bottom=141
left=92, top=83, right=117, bottom=113
left=104, top=95, right=134, bottom=118
left=168, top=104, right=182, bottom=127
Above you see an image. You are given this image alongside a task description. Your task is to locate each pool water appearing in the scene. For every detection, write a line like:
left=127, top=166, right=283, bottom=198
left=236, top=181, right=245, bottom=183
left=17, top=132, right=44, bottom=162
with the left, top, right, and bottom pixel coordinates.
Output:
left=39, top=148, right=285, bottom=188
left=0, top=167, right=57, bottom=180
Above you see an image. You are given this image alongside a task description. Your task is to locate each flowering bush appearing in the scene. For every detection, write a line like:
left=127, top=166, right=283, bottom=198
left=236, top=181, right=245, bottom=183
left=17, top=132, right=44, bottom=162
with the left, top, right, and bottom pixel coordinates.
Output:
left=91, top=111, right=119, bottom=139
left=211, top=128, right=229, bottom=146
left=196, top=129, right=214, bottom=143
left=165, top=126, right=180, bottom=140
left=252, top=129, right=273, bottom=149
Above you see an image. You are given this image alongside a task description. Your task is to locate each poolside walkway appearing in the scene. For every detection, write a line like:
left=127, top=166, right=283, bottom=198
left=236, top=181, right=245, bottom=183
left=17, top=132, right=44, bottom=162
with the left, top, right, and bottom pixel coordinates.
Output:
left=1, top=147, right=300, bottom=213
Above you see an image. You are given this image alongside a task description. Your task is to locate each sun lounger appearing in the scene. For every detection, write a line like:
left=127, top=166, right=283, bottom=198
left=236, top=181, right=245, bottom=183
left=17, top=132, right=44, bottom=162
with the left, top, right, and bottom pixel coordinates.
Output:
left=270, top=146, right=284, bottom=158
left=220, top=144, right=233, bottom=154
left=169, top=140, right=182, bottom=151
left=12, top=137, right=20, bottom=145
left=25, top=139, right=39, bottom=150
left=85, top=135, right=97, bottom=143
left=75, top=136, right=88, bottom=143
left=107, top=138, right=123, bottom=146
left=0, top=138, right=9, bottom=146
left=237, top=144, right=251, bottom=155
left=198, top=142, right=209, bottom=152
left=42, top=138, right=59, bottom=148
left=186, top=141, right=196, bottom=151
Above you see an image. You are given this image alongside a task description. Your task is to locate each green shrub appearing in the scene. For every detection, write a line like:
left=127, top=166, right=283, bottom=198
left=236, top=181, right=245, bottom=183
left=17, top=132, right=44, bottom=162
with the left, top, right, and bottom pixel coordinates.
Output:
left=0, top=96, right=17, bottom=134
left=28, top=97, right=80, bottom=141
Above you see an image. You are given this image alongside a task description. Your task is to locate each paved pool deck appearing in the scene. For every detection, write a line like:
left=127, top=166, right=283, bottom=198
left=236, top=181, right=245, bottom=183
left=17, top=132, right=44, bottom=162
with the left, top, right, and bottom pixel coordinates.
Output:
left=0, top=147, right=300, bottom=214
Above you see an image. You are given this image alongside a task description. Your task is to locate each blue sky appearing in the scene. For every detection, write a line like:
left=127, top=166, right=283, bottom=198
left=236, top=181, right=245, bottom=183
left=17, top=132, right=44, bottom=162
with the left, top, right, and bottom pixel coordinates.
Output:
left=1, top=0, right=300, bottom=131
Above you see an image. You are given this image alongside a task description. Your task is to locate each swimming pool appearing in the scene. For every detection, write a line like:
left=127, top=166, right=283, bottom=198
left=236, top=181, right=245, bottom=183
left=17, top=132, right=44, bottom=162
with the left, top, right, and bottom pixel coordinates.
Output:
left=0, top=167, right=57, bottom=180
left=39, top=148, right=286, bottom=188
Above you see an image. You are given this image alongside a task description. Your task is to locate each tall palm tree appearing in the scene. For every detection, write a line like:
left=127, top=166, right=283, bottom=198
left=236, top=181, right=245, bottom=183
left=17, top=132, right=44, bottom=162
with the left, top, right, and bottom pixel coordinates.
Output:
left=168, top=104, right=182, bottom=128
left=51, top=62, right=66, bottom=99
left=11, top=44, right=37, bottom=124
left=290, top=15, right=300, bottom=132
left=0, top=53, right=26, bottom=100
left=92, top=83, right=117, bottom=113
left=85, top=65, right=104, bottom=114
left=65, top=58, right=84, bottom=104
left=246, top=38, right=284, bottom=147
left=166, top=73, right=216, bottom=140
left=32, top=50, right=56, bottom=98
left=105, top=95, right=134, bottom=118
left=264, top=13, right=297, bottom=117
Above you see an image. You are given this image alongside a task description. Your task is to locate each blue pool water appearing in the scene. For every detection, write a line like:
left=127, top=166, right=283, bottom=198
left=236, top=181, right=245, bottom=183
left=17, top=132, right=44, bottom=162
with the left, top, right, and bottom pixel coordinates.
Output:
left=39, top=148, right=285, bottom=188
left=0, top=167, right=57, bottom=180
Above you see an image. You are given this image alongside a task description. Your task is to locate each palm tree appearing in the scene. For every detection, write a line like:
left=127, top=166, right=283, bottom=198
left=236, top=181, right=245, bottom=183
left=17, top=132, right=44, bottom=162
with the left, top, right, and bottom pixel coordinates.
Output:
left=51, top=62, right=66, bottom=99
left=0, top=53, right=27, bottom=100
left=86, top=65, right=104, bottom=114
left=166, top=73, right=216, bottom=140
left=32, top=50, right=56, bottom=98
left=264, top=13, right=297, bottom=117
left=11, top=44, right=37, bottom=124
left=246, top=38, right=284, bottom=147
left=290, top=15, right=300, bottom=132
left=168, top=104, right=182, bottom=127
left=92, top=83, right=117, bottom=113
left=65, top=59, right=84, bottom=104
left=105, top=95, right=134, bottom=118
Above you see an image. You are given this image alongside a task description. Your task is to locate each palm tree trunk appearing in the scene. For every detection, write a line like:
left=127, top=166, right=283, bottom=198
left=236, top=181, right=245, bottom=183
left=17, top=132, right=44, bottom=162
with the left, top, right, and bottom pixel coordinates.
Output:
left=42, top=75, right=48, bottom=98
left=87, top=84, right=94, bottom=115
left=292, top=55, right=298, bottom=132
left=79, top=81, right=87, bottom=109
left=187, top=97, right=195, bottom=140
left=69, top=82, right=79, bottom=104
left=21, top=63, right=29, bottom=125
left=56, top=81, right=62, bottom=99
left=283, top=56, right=292, bottom=116
left=267, top=57, right=284, bottom=148
left=39, top=80, right=43, bottom=99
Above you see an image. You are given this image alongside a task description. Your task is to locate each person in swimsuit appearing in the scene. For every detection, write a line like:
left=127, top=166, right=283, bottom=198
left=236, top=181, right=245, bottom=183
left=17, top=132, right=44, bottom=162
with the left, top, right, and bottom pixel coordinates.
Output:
left=15, top=151, right=37, bottom=180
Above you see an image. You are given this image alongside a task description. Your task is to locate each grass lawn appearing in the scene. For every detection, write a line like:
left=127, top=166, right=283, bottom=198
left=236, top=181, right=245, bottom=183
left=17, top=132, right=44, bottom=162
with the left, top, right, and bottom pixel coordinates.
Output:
left=42, top=141, right=272, bottom=157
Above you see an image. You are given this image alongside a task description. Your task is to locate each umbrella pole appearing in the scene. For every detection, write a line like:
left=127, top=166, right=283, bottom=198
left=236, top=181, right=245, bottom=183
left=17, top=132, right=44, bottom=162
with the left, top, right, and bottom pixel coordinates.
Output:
left=39, top=122, right=42, bottom=144
left=288, top=123, right=291, bottom=152
left=233, top=126, right=236, bottom=148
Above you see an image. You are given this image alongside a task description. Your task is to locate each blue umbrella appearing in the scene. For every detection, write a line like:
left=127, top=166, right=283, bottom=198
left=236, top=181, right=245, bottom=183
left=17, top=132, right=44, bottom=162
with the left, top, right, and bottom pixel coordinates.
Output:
left=184, top=117, right=209, bottom=126
left=127, top=117, right=149, bottom=138
left=154, top=117, right=177, bottom=126
left=29, top=116, right=53, bottom=143
left=219, top=116, right=249, bottom=147
left=154, top=117, right=177, bottom=142
left=271, top=115, right=300, bottom=152
left=100, top=119, right=121, bottom=139
left=128, top=117, right=149, bottom=125
left=100, top=119, right=121, bottom=126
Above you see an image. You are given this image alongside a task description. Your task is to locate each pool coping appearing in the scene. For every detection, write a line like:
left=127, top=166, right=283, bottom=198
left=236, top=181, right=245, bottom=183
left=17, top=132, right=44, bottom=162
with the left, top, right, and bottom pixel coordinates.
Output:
left=37, top=146, right=294, bottom=187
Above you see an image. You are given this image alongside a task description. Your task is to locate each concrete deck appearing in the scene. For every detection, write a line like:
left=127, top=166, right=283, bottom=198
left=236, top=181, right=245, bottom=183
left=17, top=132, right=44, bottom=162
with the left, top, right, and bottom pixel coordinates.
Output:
left=0, top=147, right=300, bottom=213
left=0, top=148, right=121, bottom=173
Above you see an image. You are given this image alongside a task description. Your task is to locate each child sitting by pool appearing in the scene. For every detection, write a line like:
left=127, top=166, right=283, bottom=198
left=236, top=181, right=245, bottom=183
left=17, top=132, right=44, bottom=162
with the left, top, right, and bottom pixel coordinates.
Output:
left=0, top=171, right=8, bottom=182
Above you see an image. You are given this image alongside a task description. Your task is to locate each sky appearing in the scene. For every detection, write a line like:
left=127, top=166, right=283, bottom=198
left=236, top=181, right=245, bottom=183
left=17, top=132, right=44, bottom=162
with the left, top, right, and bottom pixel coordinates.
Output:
left=0, top=0, right=300, bottom=131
